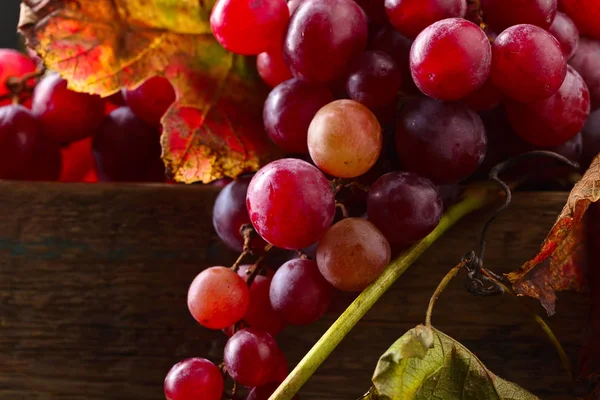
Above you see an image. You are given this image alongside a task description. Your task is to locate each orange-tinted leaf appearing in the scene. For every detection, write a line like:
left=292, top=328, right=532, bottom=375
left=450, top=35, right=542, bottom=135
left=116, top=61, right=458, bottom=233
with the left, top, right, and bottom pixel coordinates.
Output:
left=18, top=0, right=279, bottom=183
left=506, top=155, right=599, bottom=315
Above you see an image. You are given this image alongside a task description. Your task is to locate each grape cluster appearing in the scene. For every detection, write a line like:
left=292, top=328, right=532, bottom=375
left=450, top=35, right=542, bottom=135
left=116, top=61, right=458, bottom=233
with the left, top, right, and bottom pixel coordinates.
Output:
left=164, top=0, right=600, bottom=398
left=0, top=50, right=175, bottom=183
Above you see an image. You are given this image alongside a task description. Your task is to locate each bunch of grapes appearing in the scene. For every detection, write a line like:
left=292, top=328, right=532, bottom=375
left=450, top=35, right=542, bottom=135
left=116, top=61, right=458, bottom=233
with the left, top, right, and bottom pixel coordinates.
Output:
left=164, top=0, right=600, bottom=399
left=0, top=49, right=175, bottom=183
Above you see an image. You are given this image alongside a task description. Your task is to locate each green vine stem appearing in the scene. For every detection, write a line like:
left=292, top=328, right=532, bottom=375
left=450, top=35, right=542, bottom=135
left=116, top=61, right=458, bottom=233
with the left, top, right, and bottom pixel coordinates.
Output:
left=268, top=185, right=499, bottom=400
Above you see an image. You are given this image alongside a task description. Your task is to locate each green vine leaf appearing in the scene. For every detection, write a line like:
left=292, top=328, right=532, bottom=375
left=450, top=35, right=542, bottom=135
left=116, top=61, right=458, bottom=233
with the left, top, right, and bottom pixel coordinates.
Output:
left=362, top=325, right=539, bottom=400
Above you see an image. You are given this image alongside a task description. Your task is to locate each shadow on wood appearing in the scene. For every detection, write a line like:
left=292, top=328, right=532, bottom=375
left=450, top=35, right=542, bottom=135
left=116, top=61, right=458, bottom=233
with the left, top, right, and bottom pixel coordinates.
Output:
left=0, top=182, right=587, bottom=399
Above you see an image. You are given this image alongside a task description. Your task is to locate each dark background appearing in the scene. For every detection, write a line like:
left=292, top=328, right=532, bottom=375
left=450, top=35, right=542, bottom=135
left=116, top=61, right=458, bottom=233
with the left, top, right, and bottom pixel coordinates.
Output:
left=1, top=1, right=21, bottom=49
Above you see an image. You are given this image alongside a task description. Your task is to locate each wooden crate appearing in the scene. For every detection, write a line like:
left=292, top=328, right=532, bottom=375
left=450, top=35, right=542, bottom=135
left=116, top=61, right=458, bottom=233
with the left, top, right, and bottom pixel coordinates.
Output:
left=0, top=182, right=587, bottom=399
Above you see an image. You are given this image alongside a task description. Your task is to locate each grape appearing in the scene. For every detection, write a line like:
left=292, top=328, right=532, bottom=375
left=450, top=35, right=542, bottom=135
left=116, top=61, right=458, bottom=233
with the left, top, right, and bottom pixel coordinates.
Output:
left=187, top=266, right=250, bottom=329
left=164, top=358, right=223, bottom=400
left=410, top=18, right=492, bottom=101
left=480, top=0, right=557, bottom=31
left=237, top=266, right=285, bottom=335
left=271, top=350, right=289, bottom=382
left=462, top=79, right=504, bottom=111
left=367, top=172, right=443, bottom=247
left=269, top=258, right=333, bottom=325
left=569, top=37, right=600, bottom=110
left=59, top=137, right=96, bottom=182
left=223, top=328, right=281, bottom=387
left=368, top=25, right=415, bottom=93
left=288, top=0, right=304, bottom=15
left=247, top=382, right=300, bottom=400
left=263, top=79, right=334, bottom=154
left=32, top=73, right=105, bottom=143
left=124, top=76, right=175, bottom=127
left=395, top=98, right=487, bottom=184
left=283, top=0, right=368, bottom=83
left=246, top=158, right=335, bottom=249
left=0, top=105, right=61, bottom=181
left=0, top=49, right=37, bottom=107
left=345, top=51, right=402, bottom=109
left=317, top=218, right=391, bottom=291
left=210, top=0, right=289, bottom=55
left=558, top=0, right=600, bottom=40
left=548, top=11, right=579, bottom=60
left=581, top=109, right=600, bottom=169
left=92, top=107, right=165, bottom=182
left=505, top=66, right=590, bottom=147
left=257, top=50, right=294, bottom=88
left=213, top=176, right=267, bottom=253
left=308, top=99, right=382, bottom=178
left=384, top=0, right=467, bottom=39
left=490, top=24, right=567, bottom=103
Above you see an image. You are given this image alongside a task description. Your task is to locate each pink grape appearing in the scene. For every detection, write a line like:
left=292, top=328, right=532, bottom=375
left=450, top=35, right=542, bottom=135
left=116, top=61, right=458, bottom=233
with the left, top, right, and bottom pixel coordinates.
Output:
left=269, top=258, right=333, bottom=325
left=283, top=0, right=368, bottom=83
left=223, top=328, right=281, bottom=387
left=257, top=50, right=294, bottom=88
left=307, top=99, right=382, bottom=178
left=569, top=37, right=600, bottom=110
left=385, top=0, right=467, bottom=39
left=367, top=172, right=443, bottom=247
left=263, top=79, right=334, bottom=154
left=480, top=0, right=557, bottom=31
left=317, top=218, right=391, bottom=292
left=237, top=266, right=285, bottom=335
left=246, top=158, right=335, bottom=249
left=490, top=24, right=567, bottom=102
left=505, top=65, right=590, bottom=147
left=0, top=49, right=37, bottom=107
left=548, top=11, right=579, bottom=60
left=210, top=0, right=290, bottom=55
left=187, top=266, right=250, bottom=329
left=558, top=0, right=600, bottom=40
left=164, top=358, right=223, bottom=400
left=368, top=25, right=416, bottom=93
left=124, top=76, right=175, bottom=127
left=410, top=18, right=492, bottom=101
left=395, top=98, right=487, bottom=184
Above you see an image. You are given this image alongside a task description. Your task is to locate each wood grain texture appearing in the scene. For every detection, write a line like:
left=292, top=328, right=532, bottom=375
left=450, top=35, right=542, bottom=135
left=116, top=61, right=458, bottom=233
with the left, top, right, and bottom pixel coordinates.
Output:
left=0, top=181, right=589, bottom=399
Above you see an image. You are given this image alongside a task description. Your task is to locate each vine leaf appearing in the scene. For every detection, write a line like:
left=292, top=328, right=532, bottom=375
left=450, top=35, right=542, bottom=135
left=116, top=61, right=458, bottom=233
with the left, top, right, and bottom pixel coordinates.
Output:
left=362, top=325, right=538, bottom=400
left=505, top=154, right=600, bottom=315
left=18, top=0, right=279, bottom=183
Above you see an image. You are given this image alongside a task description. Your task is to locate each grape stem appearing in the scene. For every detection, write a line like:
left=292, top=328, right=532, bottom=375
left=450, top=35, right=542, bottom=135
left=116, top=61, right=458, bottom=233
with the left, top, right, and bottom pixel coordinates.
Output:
left=0, top=67, right=46, bottom=104
left=335, top=201, right=349, bottom=219
left=246, top=243, right=273, bottom=288
left=425, top=256, right=470, bottom=328
left=268, top=184, right=499, bottom=400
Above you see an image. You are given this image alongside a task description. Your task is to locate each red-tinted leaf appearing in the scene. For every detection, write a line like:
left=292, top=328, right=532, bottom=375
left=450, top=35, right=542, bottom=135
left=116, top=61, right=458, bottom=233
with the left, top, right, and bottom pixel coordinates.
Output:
left=18, top=0, right=279, bottom=183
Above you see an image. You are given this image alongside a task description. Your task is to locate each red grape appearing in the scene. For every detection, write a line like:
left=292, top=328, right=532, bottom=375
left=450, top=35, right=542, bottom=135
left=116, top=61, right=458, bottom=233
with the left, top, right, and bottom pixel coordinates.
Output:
left=558, top=0, right=600, bottom=40
left=257, top=50, right=294, bottom=88
left=490, top=24, right=566, bottom=102
left=367, top=172, right=443, bottom=247
left=345, top=51, right=402, bottom=109
left=124, top=76, right=175, bottom=127
left=506, top=65, right=590, bottom=147
left=187, top=266, right=250, bottom=329
left=263, top=79, right=334, bottom=154
left=246, top=158, right=335, bottom=249
left=385, top=0, right=467, bottom=39
left=395, top=98, right=487, bottom=183
left=307, top=100, right=382, bottom=178
left=283, top=0, right=368, bottom=83
left=461, top=78, right=504, bottom=111
left=223, top=328, right=280, bottom=387
left=92, top=107, right=165, bottom=182
left=269, top=258, right=333, bottom=325
left=0, top=104, right=61, bottom=181
left=213, top=176, right=267, bottom=253
left=582, top=109, right=600, bottom=169
left=368, top=25, right=416, bottom=93
left=410, top=18, right=492, bottom=100
left=211, top=0, right=290, bottom=55
left=288, top=0, right=305, bottom=15
left=317, top=218, right=391, bottom=292
left=247, top=382, right=300, bottom=400
left=164, top=358, right=223, bottom=400
left=237, top=266, right=285, bottom=335
left=480, top=0, right=557, bottom=31
left=0, top=49, right=37, bottom=107
left=569, top=37, right=600, bottom=110
left=32, top=73, right=105, bottom=143
left=271, top=350, right=289, bottom=382
left=59, top=137, right=95, bottom=182
left=548, top=11, right=579, bottom=60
